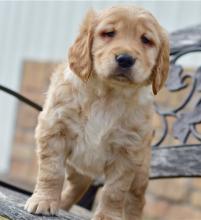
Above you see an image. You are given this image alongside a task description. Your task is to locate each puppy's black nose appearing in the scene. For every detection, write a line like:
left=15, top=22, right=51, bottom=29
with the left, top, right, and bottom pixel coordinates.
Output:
left=115, top=54, right=135, bottom=68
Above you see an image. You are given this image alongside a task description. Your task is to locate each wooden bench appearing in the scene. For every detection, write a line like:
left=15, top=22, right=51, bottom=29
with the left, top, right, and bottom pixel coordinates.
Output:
left=1, top=24, right=201, bottom=219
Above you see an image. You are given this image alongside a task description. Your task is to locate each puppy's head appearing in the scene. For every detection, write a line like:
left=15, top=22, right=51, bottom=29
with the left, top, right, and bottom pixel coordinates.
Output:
left=69, top=6, right=169, bottom=95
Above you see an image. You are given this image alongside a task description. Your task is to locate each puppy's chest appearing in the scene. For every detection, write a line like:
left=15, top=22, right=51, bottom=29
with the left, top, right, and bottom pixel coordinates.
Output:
left=67, top=97, right=150, bottom=176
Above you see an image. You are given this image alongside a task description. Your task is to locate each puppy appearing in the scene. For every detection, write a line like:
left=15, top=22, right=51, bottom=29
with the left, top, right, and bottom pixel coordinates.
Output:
left=25, top=5, right=169, bottom=220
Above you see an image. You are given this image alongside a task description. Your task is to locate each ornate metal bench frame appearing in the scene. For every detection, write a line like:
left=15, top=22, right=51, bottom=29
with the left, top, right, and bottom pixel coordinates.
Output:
left=151, top=24, right=201, bottom=179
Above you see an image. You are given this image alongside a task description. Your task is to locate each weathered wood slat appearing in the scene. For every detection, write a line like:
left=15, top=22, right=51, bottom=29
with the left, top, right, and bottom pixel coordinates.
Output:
left=151, top=145, right=201, bottom=178
left=0, top=186, right=90, bottom=220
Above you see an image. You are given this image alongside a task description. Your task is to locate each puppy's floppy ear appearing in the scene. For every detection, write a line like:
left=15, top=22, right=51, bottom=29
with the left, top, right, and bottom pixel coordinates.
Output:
left=68, top=9, right=96, bottom=81
left=152, top=29, right=170, bottom=95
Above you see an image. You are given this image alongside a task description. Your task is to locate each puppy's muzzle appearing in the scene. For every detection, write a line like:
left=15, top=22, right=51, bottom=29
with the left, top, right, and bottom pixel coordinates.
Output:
left=115, top=54, right=135, bottom=69
left=112, top=54, right=135, bottom=82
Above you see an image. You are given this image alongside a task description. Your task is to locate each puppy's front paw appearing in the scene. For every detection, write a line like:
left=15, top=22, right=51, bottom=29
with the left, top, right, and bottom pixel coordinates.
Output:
left=24, top=194, right=60, bottom=215
left=92, top=213, right=120, bottom=220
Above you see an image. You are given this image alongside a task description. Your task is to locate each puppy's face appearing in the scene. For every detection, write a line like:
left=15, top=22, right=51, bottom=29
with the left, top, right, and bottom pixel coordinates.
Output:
left=93, top=7, right=161, bottom=85
left=69, top=6, right=169, bottom=94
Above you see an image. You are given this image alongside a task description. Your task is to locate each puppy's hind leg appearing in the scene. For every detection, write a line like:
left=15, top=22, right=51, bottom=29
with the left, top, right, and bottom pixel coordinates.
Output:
left=123, top=172, right=148, bottom=220
left=123, top=147, right=151, bottom=220
left=92, top=160, right=135, bottom=220
left=61, top=164, right=92, bottom=210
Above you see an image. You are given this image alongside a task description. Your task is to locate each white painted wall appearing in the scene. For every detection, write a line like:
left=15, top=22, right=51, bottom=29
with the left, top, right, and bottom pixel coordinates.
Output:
left=0, top=0, right=201, bottom=173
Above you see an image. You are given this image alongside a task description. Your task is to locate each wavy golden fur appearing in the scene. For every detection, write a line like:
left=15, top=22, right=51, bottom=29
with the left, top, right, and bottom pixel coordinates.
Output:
left=25, top=5, right=169, bottom=220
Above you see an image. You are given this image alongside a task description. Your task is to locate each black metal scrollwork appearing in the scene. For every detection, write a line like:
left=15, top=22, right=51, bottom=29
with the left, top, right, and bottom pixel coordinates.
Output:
left=153, top=47, right=201, bottom=147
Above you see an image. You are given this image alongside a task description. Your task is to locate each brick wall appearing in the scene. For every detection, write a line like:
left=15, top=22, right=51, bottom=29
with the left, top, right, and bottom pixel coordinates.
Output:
left=7, top=62, right=201, bottom=219
left=8, top=61, right=58, bottom=190
left=144, top=178, right=201, bottom=220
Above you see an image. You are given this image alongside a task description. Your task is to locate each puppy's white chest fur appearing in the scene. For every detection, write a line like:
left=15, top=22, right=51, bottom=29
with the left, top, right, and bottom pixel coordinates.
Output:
left=68, top=98, right=125, bottom=176
left=65, top=70, right=153, bottom=177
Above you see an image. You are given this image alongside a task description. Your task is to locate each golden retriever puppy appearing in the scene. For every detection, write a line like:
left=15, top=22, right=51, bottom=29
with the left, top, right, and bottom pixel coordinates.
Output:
left=25, top=5, right=169, bottom=220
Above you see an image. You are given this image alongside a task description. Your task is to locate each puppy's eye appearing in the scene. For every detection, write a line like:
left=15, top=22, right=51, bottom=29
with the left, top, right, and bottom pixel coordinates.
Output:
left=141, top=35, right=153, bottom=46
left=101, top=31, right=116, bottom=38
